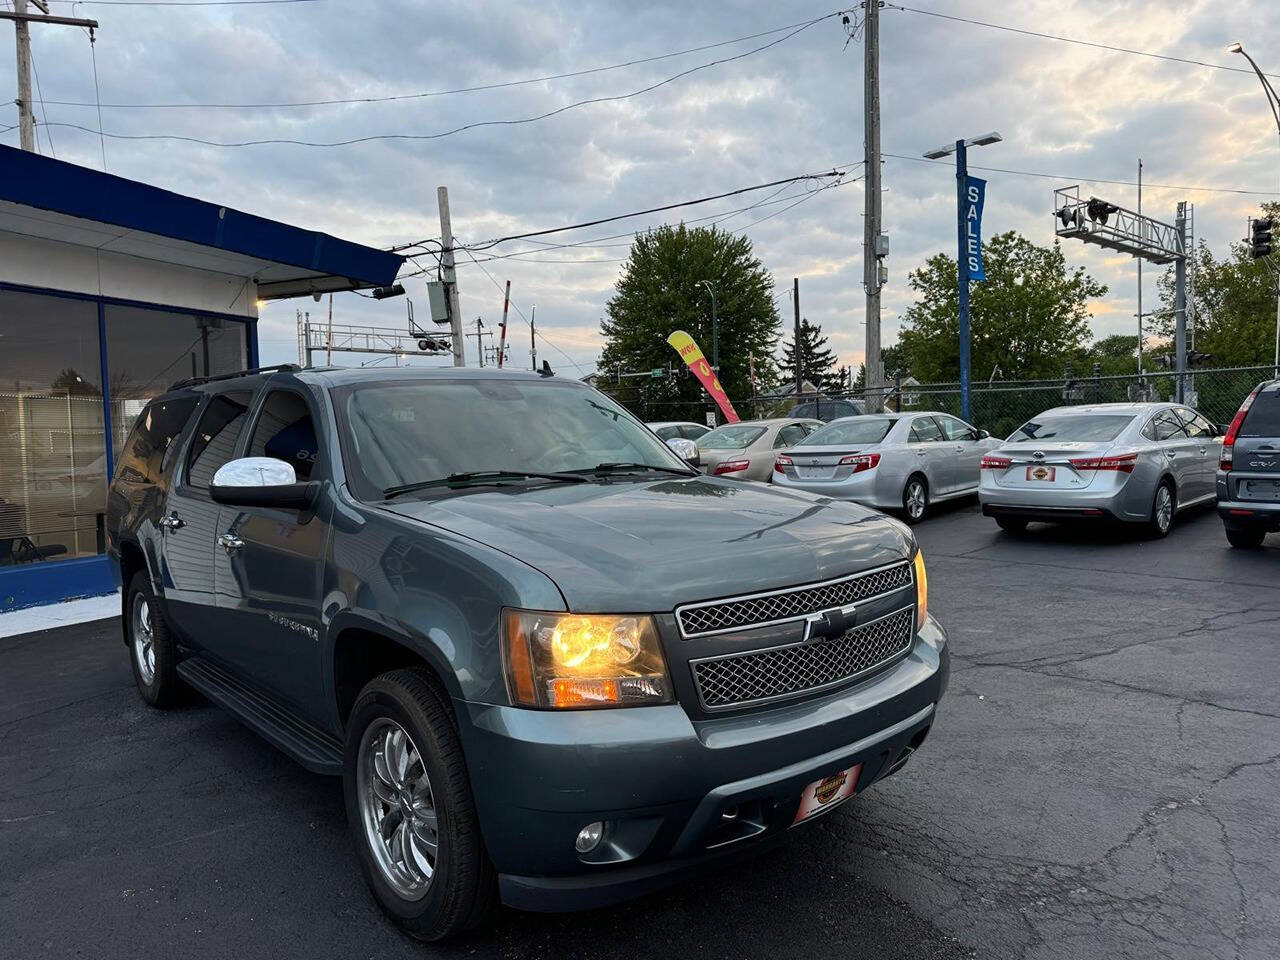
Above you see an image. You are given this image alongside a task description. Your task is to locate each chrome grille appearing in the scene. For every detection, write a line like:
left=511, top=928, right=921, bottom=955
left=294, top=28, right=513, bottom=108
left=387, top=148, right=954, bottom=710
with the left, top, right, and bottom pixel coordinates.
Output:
left=691, top=606, right=914, bottom=709
left=676, top=562, right=912, bottom=637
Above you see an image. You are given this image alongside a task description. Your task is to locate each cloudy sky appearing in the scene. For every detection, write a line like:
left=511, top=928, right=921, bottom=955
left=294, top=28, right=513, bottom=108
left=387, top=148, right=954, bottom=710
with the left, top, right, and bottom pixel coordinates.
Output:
left=3, top=0, right=1278, bottom=379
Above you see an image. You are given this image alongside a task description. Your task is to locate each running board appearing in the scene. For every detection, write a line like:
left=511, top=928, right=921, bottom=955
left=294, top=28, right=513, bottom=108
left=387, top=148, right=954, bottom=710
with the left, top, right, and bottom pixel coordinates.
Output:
left=177, top=657, right=343, bottom=775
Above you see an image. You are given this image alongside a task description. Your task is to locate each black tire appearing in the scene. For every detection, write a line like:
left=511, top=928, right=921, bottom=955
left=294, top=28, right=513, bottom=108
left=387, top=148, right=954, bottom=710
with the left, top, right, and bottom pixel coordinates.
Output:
left=343, top=669, right=497, bottom=942
left=901, top=475, right=929, bottom=525
left=1225, top=526, right=1266, bottom=549
left=1146, top=480, right=1176, bottom=539
left=996, top=516, right=1028, bottom=534
left=124, top=570, right=186, bottom=708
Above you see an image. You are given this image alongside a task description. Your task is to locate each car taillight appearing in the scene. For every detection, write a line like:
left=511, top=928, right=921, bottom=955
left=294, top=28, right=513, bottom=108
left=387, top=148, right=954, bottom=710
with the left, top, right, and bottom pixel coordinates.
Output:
left=838, top=453, right=881, bottom=473
left=1220, top=387, right=1260, bottom=471
left=714, top=459, right=750, bottom=475
left=774, top=454, right=794, bottom=474
left=1068, top=453, right=1138, bottom=473
left=980, top=454, right=1012, bottom=470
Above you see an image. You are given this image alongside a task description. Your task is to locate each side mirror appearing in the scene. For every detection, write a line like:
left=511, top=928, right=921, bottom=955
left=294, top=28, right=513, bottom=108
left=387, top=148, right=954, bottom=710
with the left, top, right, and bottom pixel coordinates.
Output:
left=665, top=437, right=700, bottom=467
left=978, top=429, right=991, bottom=440
left=210, top=457, right=318, bottom=510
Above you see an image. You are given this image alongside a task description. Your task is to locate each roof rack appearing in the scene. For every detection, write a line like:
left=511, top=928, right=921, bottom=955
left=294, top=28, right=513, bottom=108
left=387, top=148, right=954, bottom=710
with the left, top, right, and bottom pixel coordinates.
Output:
left=170, top=363, right=301, bottom=391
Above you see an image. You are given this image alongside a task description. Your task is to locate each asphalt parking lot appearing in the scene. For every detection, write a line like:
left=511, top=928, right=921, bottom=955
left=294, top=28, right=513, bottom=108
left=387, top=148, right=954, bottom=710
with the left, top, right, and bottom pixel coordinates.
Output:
left=2, top=502, right=1277, bottom=960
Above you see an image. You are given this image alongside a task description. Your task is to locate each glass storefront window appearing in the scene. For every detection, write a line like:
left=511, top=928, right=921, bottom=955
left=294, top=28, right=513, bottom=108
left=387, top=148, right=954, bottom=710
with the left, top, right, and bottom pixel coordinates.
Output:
left=0, top=289, right=107, bottom=564
left=104, top=304, right=247, bottom=467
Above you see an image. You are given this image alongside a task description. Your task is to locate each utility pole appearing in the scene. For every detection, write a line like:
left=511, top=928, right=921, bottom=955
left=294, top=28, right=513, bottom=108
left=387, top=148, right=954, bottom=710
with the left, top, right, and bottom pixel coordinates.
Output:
left=3, top=1, right=97, bottom=153
left=530, top=303, right=537, bottom=372
left=497, top=280, right=510, bottom=369
left=1174, top=201, right=1189, bottom=403
left=469, top=317, right=487, bottom=368
left=436, top=186, right=466, bottom=367
left=793, top=277, right=801, bottom=397
left=1137, top=158, right=1143, bottom=376
left=863, top=0, right=884, bottom=412
left=326, top=292, right=334, bottom=365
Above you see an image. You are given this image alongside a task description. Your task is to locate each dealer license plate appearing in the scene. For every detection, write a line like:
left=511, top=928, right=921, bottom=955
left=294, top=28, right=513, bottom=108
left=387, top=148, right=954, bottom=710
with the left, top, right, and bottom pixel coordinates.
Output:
left=793, top=764, right=862, bottom=824
left=1026, top=465, right=1057, bottom=482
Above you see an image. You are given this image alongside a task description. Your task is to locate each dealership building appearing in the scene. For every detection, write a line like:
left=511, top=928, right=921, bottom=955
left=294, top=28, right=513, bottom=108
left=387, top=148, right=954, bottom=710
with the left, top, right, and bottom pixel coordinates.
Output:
left=0, top=145, right=404, bottom=610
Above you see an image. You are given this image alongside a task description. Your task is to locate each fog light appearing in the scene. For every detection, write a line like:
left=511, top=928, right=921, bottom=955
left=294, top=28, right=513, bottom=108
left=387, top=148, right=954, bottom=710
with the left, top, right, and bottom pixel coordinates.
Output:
left=575, top=821, right=605, bottom=854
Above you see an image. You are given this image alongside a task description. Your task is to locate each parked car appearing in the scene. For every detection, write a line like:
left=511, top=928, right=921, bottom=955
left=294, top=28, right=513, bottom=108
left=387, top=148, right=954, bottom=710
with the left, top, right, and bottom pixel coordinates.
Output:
left=979, top=402, right=1221, bottom=537
left=107, top=365, right=947, bottom=940
left=788, top=398, right=864, bottom=422
left=696, top=417, right=822, bottom=481
left=646, top=420, right=711, bottom=443
left=1216, top=378, right=1280, bottom=548
left=773, top=412, right=999, bottom=523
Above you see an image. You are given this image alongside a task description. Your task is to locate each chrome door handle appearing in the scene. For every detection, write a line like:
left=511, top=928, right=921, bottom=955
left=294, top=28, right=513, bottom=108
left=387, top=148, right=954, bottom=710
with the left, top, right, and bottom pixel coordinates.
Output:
left=159, top=512, right=184, bottom=531
left=218, top=533, right=245, bottom=552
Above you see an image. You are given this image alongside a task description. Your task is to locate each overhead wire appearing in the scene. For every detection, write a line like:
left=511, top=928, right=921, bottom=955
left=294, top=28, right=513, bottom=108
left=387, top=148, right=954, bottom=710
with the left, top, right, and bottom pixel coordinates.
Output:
left=37, top=11, right=841, bottom=148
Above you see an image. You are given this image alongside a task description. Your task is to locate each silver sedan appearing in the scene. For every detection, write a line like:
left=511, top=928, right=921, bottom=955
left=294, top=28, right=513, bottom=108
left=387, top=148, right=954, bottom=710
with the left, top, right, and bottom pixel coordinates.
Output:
left=772, top=412, right=1000, bottom=522
left=697, top=418, right=823, bottom=482
left=978, top=402, right=1222, bottom=537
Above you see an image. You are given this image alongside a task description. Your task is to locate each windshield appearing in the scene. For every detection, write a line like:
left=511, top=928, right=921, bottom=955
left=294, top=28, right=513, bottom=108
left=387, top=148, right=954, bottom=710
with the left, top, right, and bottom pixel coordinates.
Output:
left=800, top=418, right=894, bottom=446
left=699, top=424, right=766, bottom=449
left=1009, top=414, right=1134, bottom=442
left=334, top=378, right=688, bottom=499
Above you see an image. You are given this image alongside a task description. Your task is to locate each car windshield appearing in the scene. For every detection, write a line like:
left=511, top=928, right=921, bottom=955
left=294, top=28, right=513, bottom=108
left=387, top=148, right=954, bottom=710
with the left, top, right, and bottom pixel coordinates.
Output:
left=334, top=378, right=689, bottom=499
left=698, top=424, right=766, bottom=449
left=800, top=418, right=894, bottom=446
left=1009, top=414, right=1134, bottom=442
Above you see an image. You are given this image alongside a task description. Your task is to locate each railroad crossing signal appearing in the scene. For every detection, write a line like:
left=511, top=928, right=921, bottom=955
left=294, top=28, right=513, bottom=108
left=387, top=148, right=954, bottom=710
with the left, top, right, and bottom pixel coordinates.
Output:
left=1250, top=217, right=1274, bottom=260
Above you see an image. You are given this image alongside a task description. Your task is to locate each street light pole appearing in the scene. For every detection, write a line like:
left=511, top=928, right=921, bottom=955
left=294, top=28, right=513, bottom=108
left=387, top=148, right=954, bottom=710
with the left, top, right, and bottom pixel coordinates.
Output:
left=699, top=280, right=719, bottom=373
left=923, top=131, right=1002, bottom=424
left=1228, top=42, right=1280, bottom=373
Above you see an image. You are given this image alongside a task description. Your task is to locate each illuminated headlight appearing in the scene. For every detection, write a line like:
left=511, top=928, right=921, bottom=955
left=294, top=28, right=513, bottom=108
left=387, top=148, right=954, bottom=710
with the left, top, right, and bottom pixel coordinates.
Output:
left=502, top=611, right=673, bottom=709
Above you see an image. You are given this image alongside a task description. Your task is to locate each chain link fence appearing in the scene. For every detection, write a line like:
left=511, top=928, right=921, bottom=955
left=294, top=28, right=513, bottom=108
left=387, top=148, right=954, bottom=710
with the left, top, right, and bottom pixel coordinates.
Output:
left=617, top=365, right=1279, bottom=437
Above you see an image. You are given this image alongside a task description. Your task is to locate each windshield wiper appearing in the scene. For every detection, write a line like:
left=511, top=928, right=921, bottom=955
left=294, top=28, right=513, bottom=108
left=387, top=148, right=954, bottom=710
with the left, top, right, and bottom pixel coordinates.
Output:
left=566, top=461, right=699, bottom=478
left=383, top=470, right=589, bottom=499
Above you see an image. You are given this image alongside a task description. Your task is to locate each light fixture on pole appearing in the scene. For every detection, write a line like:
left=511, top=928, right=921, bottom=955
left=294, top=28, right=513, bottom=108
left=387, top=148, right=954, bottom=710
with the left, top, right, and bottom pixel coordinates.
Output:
left=1227, top=41, right=1280, bottom=374
left=698, top=279, right=719, bottom=373
left=922, top=132, right=1002, bottom=423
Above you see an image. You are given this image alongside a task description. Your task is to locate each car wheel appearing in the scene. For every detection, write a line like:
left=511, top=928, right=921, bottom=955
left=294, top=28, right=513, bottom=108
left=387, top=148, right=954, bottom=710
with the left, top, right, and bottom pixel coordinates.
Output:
left=902, top=475, right=929, bottom=524
left=344, top=669, right=497, bottom=941
left=1146, top=481, right=1175, bottom=539
left=125, top=570, right=186, bottom=708
left=1225, top=526, right=1266, bottom=549
left=995, top=516, right=1028, bottom=534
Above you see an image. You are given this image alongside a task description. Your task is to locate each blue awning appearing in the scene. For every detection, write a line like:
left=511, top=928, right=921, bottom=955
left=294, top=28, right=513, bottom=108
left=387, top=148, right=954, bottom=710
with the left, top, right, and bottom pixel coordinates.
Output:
left=0, top=145, right=404, bottom=298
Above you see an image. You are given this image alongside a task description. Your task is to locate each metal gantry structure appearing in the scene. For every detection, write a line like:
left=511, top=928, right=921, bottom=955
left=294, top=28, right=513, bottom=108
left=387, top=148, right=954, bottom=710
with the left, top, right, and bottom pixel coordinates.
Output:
left=296, top=309, right=453, bottom=368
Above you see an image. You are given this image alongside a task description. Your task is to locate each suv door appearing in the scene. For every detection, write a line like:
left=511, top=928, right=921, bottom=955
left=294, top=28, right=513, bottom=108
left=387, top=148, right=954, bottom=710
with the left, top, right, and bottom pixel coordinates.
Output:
left=908, top=416, right=952, bottom=494
left=213, top=387, right=332, bottom=716
left=1175, top=406, right=1219, bottom=502
left=936, top=414, right=984, bottom=492
left=162, top=389, right=255, bottom=646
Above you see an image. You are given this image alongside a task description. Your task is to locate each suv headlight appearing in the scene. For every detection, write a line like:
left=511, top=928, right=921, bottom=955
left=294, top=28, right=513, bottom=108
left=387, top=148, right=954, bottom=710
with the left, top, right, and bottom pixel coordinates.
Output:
left=913, top=548, right=928, bottom=623
left=502, top=611, right=673, bottom=709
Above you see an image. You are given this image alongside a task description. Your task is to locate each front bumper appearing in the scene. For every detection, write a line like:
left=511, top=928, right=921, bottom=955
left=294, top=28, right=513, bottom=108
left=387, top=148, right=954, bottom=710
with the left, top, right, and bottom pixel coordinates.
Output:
left=455, top=616, right=948, bottom=912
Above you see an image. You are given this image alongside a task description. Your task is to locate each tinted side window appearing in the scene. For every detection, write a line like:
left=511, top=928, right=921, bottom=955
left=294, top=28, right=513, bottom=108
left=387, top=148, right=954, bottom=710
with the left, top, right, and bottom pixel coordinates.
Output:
left=910, top=417, right=944, bottom=442
left=247, top=391, right=319, bottom=482
left=775, top=424, right=809, bottom=448
left=1150, top=411, right=1187, bottom=441
left=115, top=395, right=200, bottom=485
left=937, top=416, right=977, bottom=441
left=654, top=425, right=679, bottom=441
left=679, top=424, right=709, bottom=441
left=1241, top=387, right=1280, bottom=437
left=186, top=391, right=254, bottom=489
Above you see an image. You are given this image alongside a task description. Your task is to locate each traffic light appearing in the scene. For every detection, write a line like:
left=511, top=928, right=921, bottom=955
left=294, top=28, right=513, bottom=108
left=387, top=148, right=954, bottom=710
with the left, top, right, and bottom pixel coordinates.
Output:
left=1250, top=217, right=1274, bottom=260
left=371, top=284, right=406, bottom=300
left=1086, top=198, right=1119, bottom=225
left=1187, top=351, right=1213, bottom=367
left=1057, top=205, right=1083, bottom=229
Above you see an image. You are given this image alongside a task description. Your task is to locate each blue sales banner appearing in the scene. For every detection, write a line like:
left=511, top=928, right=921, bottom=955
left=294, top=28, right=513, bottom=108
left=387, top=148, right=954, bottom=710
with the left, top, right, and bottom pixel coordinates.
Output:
left=963, top=175, right=987, bottom=282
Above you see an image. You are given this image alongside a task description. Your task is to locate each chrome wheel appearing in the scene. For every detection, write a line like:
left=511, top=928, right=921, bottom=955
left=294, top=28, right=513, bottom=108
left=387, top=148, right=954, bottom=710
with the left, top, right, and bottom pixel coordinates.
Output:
left=357, top=718, right=439, bottom=900
left=905, top=481, right=927, bottom=520
left=1155, top=485, right=1173, bottom=533
left=131, top=593, right=156, bottom=685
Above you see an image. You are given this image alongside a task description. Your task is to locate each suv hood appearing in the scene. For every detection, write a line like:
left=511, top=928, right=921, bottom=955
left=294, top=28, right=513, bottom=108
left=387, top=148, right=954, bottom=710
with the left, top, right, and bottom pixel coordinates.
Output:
left=380, top=476, right=911, bottom=612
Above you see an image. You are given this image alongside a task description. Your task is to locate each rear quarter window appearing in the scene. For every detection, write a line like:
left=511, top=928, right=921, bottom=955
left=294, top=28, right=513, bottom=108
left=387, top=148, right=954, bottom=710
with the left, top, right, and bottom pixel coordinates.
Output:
left=115, top=395, right=200, bottom=485
left=1241, top=388, right=1280, bottom=437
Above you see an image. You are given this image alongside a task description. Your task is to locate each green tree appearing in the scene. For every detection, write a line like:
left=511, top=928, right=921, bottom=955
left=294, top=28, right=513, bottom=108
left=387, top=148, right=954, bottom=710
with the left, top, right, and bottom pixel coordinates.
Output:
left=51, top=368, right=98, bottom=396
left=1087, top=334, right=1140, bottom=376
left=600, top=224, right=781, bottom=420
left=780, top=318, right=839, bottom=392
left=897, top=231, right=1107, bottom=382
left=1154, top=202, right=1280, bottom=367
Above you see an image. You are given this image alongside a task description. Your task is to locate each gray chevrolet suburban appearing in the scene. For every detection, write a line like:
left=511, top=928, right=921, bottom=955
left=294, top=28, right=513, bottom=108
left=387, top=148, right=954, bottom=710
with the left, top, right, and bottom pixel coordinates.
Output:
left=106, top=364, right=948, bottom=940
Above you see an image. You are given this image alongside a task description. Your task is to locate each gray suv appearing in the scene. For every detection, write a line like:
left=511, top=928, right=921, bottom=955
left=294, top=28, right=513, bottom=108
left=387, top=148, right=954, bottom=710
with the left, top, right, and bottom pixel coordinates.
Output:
left=106, top=364, right=947, bottom=940
left=1217, top=378, right=1280, bottom=547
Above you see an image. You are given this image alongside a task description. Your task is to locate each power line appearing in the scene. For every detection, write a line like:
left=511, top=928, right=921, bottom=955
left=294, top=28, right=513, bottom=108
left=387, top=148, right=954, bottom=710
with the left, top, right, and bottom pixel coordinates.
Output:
left=22, top=10, right=844, bottom=110
left=891, top=4, right=1280, bottom=83
left=48, top=0, right=322, bottom=6
left=885, top=152, right=1280, bottom=197
left=36, top=12, right=839, bottom=148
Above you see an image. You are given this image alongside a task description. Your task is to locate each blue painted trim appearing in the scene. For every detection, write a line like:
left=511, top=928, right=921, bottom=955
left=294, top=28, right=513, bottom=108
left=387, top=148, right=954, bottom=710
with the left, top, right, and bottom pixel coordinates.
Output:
left=97, top=301, right=115, bottom=482
left=0, top=556, right=117, bottom=612
left=0, top=145, right=404, bottom=286
left=0, top=279, right=256, bottom=328
left=247, top=318, right=260, bottom=368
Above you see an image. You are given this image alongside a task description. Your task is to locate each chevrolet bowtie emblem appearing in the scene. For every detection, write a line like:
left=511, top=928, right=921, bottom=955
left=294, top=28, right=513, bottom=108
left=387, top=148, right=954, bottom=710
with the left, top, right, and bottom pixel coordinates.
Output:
left=804, top=604, right=857, bottom=641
